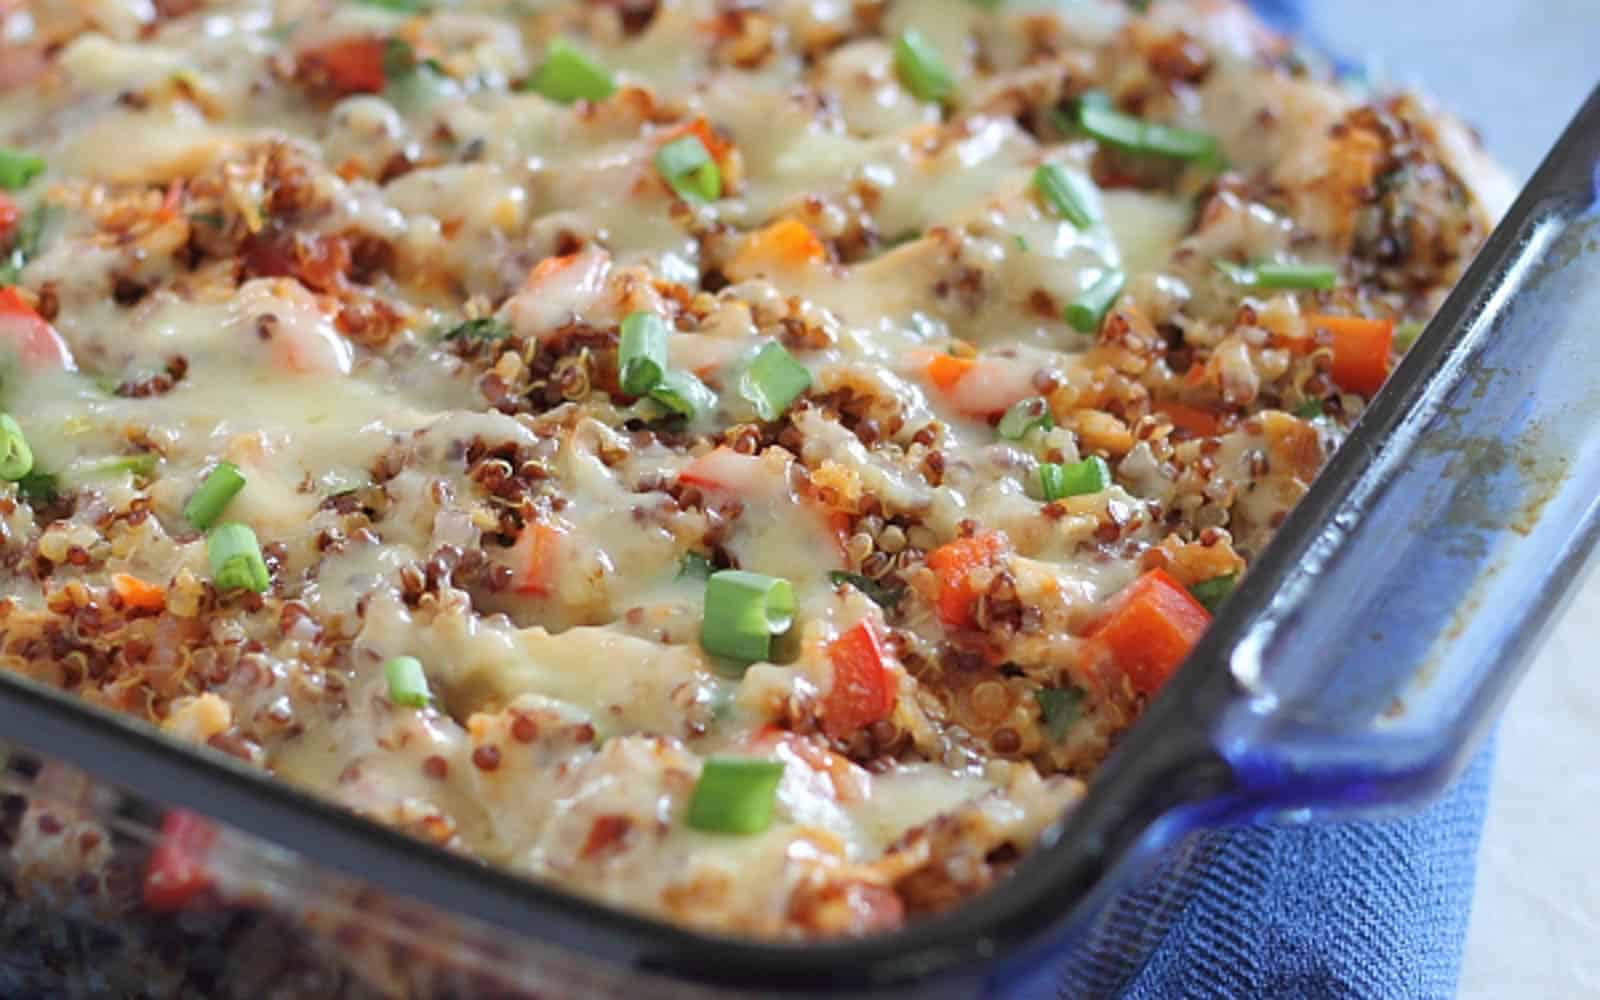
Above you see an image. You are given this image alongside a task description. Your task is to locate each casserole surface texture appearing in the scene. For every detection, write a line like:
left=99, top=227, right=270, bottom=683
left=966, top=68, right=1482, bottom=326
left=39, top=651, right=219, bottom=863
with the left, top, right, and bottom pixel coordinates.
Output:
left=0, top=0, right=1506, bottom=938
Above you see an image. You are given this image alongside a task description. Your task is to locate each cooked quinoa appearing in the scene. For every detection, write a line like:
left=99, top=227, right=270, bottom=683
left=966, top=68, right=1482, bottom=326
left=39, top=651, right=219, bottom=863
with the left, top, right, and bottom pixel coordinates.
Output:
left=0, top=0, right=1509, bottom=939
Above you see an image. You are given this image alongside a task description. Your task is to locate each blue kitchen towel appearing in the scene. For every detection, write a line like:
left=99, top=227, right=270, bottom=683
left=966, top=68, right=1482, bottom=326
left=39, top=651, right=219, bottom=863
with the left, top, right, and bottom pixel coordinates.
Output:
left=1114, top=748, right=1493, bottom=999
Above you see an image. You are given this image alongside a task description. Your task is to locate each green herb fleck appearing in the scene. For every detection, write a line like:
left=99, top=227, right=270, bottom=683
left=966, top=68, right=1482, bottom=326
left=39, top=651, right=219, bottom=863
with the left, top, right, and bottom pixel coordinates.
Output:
left=440, top=317, right=510, bottom=342
left=1188, top=574, right=1237, bottom=613
left=383, top=38, right=419, bottom=78
left=827, top=571, right=905, bottom=611
left=93, top=454, right=159, bottom=478
left=16, top=471, right=58, bottom=505
left=1395, top=321, right=1425, bottom=350
left=1035, top=687, right=1083, bottom=742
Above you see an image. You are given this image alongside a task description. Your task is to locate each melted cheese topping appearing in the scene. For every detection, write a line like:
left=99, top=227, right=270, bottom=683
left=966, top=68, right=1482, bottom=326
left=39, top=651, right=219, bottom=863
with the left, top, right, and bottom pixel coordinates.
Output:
left=0, top=0, right=1500, bottom=938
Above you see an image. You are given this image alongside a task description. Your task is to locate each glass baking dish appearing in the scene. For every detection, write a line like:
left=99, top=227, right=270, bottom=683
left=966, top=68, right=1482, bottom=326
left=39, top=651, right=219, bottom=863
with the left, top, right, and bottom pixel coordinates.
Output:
left=2, top=78, right=1596, bottom=1000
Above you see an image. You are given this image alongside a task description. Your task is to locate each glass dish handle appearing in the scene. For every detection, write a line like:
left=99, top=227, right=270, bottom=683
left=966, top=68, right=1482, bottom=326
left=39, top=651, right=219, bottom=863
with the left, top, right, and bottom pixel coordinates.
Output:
left=1209, top=85, right=1600, bottom=817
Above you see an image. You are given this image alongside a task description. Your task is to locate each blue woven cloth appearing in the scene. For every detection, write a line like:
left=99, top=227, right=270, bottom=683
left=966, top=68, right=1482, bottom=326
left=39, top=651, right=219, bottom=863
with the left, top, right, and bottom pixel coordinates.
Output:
left=1116, top=748, right=1493, bottom=999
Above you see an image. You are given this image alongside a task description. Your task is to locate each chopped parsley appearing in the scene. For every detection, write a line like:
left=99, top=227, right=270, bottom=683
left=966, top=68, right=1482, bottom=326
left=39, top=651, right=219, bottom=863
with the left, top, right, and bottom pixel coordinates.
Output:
left=440, top=317, right=510, bottom=342
left=1035, top=687, right=1084, bottom=742
left=1188, top=574, right=1238, bottom=613
left=15, top=471, right=58, bottom=506
left=828, top=571, right=905, bottom=611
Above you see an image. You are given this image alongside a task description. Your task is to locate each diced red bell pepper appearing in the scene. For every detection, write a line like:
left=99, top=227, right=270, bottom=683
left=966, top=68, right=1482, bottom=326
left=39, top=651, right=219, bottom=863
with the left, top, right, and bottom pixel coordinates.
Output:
left=509, top=521, right=567, bottom=597
left=299, top=37, right=389, bottom=95
left=0, top=193, right=17, bottom=243
left=677, top=446, right=767, bottom=493
left=821, top=621, right=895, bottom=741
left=1088, top=569, right=1211, bottom=696
left=142, top=809, right=219, bottom=912
left=1154, top=401, right=1221, bottom=438
left=0, top=286, right=76, bottom=371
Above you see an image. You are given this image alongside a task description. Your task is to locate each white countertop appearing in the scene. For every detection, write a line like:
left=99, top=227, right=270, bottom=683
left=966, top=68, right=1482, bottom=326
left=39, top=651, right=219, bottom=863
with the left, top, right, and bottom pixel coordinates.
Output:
left=1460, top=569, right=1600, bottom=997
left=1307, top=5, right=1597, bottom=997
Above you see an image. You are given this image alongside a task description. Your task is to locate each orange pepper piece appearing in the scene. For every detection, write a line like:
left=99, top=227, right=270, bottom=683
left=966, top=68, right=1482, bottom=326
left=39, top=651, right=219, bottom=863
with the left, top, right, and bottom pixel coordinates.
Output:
left=926, top=532, right=1008, bottom=628
left=1088, top=569, right=1211, bottom=696
left=1154, top=402, right=1221, bottom=438
left=1307, top=314, right=1395, bottom=397
left=112, top=574, right=166, bottom=612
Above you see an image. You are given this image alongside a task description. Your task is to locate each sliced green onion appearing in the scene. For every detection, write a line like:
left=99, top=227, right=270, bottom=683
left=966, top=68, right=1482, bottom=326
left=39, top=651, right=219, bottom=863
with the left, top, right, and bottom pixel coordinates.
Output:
left=1395, top=321, right=1425, bottom=350
left=1188, top=574, right=1237, bottom=613
left=998, top=397, right=1054, bottom=441
left=0, top=414, right=33, bottom=481
left=388, top=64, right=453, bottom=109
left=356, top=0, right=430, bottom=10
left=1065, top=269, right=1125, bottom=333
left=206, top=522, right=270, bottom=594
left=1050, top=90, right=1112, bottom=135
left=528, top=38, right=615, bottom=104
left=828, top=570, right=905, bottom=611
left=1293, top=399, right=1323, bottom=419
left=678, top=552, right=714, bottom=581
left=894, top=29, right=953, bottom=104
left=649, top=369, right=718, bottom=420
left=1254, top=263, right=1337, bottom=290
left=619, top=312, right=669, bottom=396
left=16, top=471, right=57, bottom=505
left=1078, top=105, right=1219, bottom=163
left=1032, top=164, right=1098, bottom=230
left=702, top=570, right=795, bottom=664
left=440, top=317, right=510, bottom=342
left=1212, top=259, right=1254, bottom=285
left=93, top=454, right=158, bottom=478
left=1035, top=687, right=1083, bottom=742
left=0, top=149, right=44, bottom=191
left=384, top=655, right=431, bottom=708
left=1040, top=456, right=1111, bottom=501
left=687, top=757, right=785, bottom=835
left=1215, top=260, right=1337, bottom=291
left=739, top=342, right=811, bottom=421
left=1077, top=90, right=1114, bottom=112
left=184, top=461, right=246, bottom=531
left=655, top=135, right=722, bottom=203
